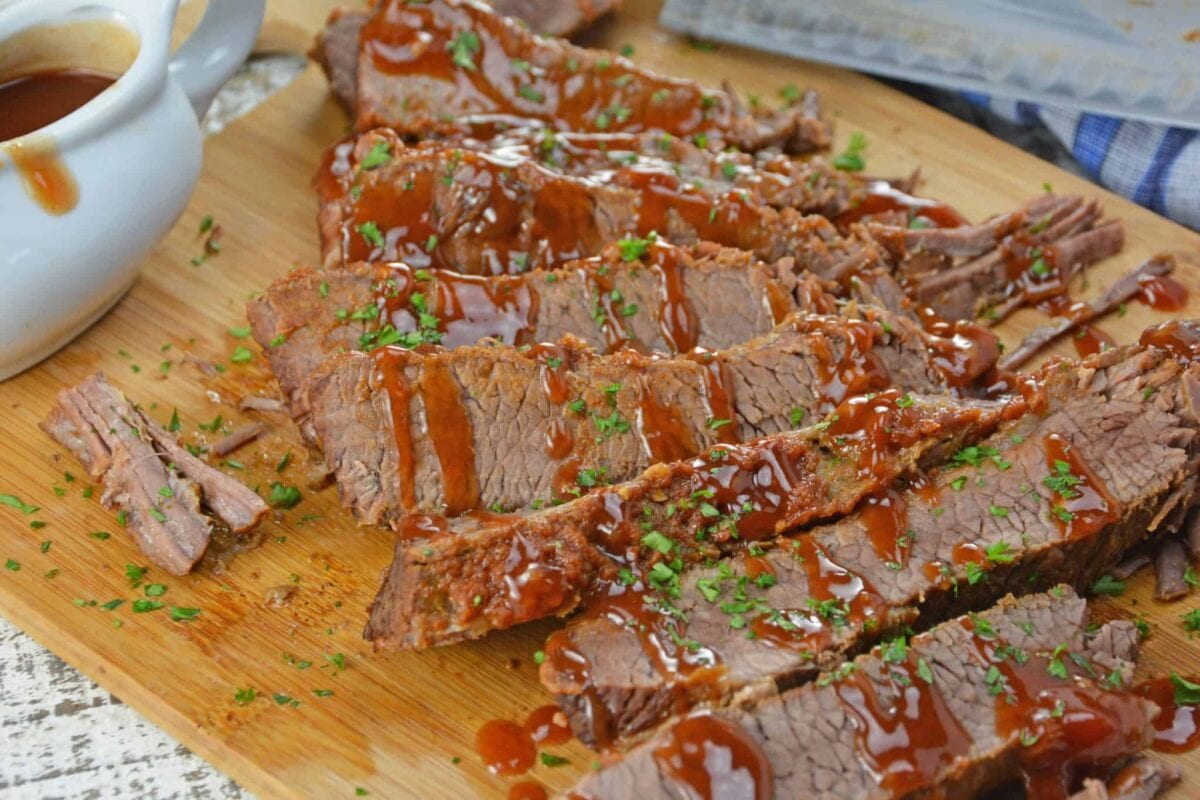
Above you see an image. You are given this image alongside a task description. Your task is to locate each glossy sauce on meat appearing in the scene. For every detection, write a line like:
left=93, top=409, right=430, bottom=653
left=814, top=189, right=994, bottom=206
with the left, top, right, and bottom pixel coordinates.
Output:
left=835, top=657, right=972, bottom=796
left=1042, top=434, right=1120, bottom=541
left=375, top=348, right=419, bottom=510
left=0, top=68, right=114, bottom=141
left=1140, top=319, right=1200, bottom=360
left=1133, top=677, right=1200, bottom=754
left=835, top=181, right=966, bottom=230
left=1135, top=273, right=1188, bottom=311
left=651, top=713, right=773, bottom=800
left=860, top=491, right=911, bottom=568
left=960, top=617, right=1151, bottom=798
left=361, top=0, right=748, bottom=141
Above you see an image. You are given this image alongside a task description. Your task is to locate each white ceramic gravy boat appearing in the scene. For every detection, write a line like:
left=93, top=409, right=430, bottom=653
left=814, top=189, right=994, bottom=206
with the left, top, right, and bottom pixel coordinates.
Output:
left=0, top=0, right=264, bottom=380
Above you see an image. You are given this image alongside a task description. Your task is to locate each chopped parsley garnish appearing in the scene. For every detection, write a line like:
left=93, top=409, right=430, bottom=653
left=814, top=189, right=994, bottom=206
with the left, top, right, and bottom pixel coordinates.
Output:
left=517, top=84, right=545, bottom=102
left=231, top=346, right=253, bottom=364
left=144, top=583, right=167, bottom=597
left=357, top=221, right=384, bottom=249
left=4, top=559, right=19, bottom=572
left=359, top=140, right=392, bottom=171
left=1044, top=460, right=1083, bottom=499
left=539, top=752, right=570, bottom=767
left=1171, top=673, right=1200, bottom=705
left=228, top=325, right=251, bottom=338
left=916, top=658, right=934, bottom=684
left=788, top=407, right=806, bottom=426
left=132, top=599, right=163, bottom=613
left=0, top=494, right=39, bottom=515
left=447, top=30, right=481, bottom=71
left=170, top=606, right=201, bottom=622
left=880, top=636, right=907, bottom=664
left=1046, top=644, right=1069, bottom=679
left=1090, top=574, right=1125, bottom=596
left=616, top=232, right=656, bottom=262
left=234, top=687, right=257, bottom=705
left=641, top=531, right=674, bottom=555
left=985, top=541, right=1014, bottom=564
left=1051, top=505, right=1075, bottom=523
left=832, top=131, right=867, bottom=172
left=268, top=483, right=302, bottom=509
left=1183, top=609, right=1200, bottom=633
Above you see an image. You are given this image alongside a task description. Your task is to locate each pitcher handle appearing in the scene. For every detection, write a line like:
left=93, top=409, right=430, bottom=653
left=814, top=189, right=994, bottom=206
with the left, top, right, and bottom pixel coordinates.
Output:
left=168, top=0, right=266, bottom=119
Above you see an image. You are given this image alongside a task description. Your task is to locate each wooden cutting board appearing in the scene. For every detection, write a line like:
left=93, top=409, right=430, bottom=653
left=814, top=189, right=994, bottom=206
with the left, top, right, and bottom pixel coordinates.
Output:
left=3, top=1, right=1200, bottom=797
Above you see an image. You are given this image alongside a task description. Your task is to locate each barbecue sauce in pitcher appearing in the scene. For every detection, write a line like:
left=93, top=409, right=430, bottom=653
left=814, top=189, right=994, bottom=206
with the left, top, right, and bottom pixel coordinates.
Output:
left=0, top=68, right=114, bottom=141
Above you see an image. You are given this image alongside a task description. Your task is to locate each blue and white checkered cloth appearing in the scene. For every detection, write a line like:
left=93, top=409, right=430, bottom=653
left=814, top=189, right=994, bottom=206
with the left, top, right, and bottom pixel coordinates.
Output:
left=962, top=93, right=1200, bottom=232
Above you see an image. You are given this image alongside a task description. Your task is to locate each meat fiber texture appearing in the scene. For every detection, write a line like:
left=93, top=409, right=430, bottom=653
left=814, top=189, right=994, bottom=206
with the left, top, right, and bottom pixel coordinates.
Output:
left=310, top=0, right=625, bottom=112
left=40, top=373, right=268, bottom=574
left=545, top=340, right=1200, bottom=744
left=247, top=241, right=826, bottom=431
left=306, top=310, right=948, bottom=523
left=572, top=589, right=1155, bottom=800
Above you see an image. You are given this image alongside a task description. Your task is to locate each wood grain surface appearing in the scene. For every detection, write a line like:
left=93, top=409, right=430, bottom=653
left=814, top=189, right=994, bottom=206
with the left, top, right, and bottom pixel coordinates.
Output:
left=2, top=2, right=1199, bottom=798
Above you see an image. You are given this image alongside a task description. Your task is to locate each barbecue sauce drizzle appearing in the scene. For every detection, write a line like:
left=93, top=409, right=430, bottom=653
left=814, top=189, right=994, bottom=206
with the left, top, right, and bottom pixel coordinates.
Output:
left=835, top=181, right=966, bottom=230
left=1133, top=677, right=1200, bottom=754
left=375, top=349, right=418, bottom=510
left=336, top=134, right=836, bottom=275
left=540, top=389, right=984, bottom=745
left=651, top=713, right=773, bottom=800
left=641, top=610, right=1149, bottom=799
left=960, top=617, right=1151, bottom=798
left=374, top=348, right=482, bottom=515
left=362, top=0, right=755, bottom=142
left=1042, top=434, right=1121, bottom=542
left=367, top=240, right=727, bottom=356
left=420, top=358, right=481, bottom=514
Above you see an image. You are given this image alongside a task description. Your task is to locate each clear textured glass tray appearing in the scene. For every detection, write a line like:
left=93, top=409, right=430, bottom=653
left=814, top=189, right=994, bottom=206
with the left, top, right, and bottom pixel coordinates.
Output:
left=660, top=0, right=1200, bottom=127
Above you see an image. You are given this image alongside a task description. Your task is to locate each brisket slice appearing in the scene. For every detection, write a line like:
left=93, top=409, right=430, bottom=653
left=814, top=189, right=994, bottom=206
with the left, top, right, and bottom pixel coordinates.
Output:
left=898, top=195, right=1124, bottom=324
left=570, top=589, right=1157, bottom=800
left=364, top=390, right=1015, bottom=651
left=306, top=311, right=955, bottom=521
left=248, top=240, right=830, bottom=428
left=311, top=1, right=623, bottom=113
left=542, top=340, right=1200, bottom=746
left=40, top=374, right=269, bottom=574
left=1069, top=758, right=1181, bottom=800
left=318, top=127, right=864, bottom=223
left=315, top=130, right=876, bottom=275
left=348, top=0, right=829, bottom=153
left=999, top=256, right=1175, bottom=371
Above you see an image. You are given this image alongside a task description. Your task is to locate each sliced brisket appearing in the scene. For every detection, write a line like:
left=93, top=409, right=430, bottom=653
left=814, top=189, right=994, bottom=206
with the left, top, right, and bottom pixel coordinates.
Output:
left=318, top=127, right=864, bottom=224
left=999, top=256, right=1175, bottom=371
left=40, top=374, right=269, bottom=574
left=312, top=1, right=624, bottom=113
left=1070, top=758, right=1181, bottom=800
left=542, top=338, right=1200, bottom=745
left=571, top=589, right=1157, bottom=800
left=248, top=240, right=830, bottom=428
left=364, top=390, right=1016, bottom=650
left=346, top=0, right=829, bottom=153
left=901, top=195, right=1125, bottom=324
left=315, top=129, right=875, bottom=274
left=307, top=311, right=957, bottom=522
